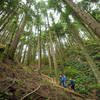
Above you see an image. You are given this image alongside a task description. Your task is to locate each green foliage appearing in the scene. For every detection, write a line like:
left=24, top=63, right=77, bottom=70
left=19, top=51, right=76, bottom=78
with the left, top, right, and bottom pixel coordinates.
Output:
left=93, top=52, right=100, bottom=60
left=78, top=0, right=100, bottom=22
left=91, top=84, right=100, bottom=90
left=64, top=66, right=79, bottom=77
left=29, top=96, right=32, bottom=100
left=92, top=9, right=100, bottom=22
left=49, top=71, right=56, bottom=77
left=45, top=98, right=49, bottom=100
left=63, top=59, right=96, bottom=94
left=41, top=56, right=49, bottom=65
left=34, top=60, right=38, bottom=64
left=17, top=80, right=23, bottom=86
left=42, top=79, right=50, bottom=85
left=41, top=40, right=99, bottom=95
left=0, top=88, right=10, bottom=100
left=23, top=66, right=33, bottom=74
left=64, top=59, right=89, bottom=71
left=41, top=65, right=56, bottom=77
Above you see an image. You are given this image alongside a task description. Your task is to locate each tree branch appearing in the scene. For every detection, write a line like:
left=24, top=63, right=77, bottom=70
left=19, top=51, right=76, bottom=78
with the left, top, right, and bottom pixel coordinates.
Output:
left=20, top=85, right=41, bottom=100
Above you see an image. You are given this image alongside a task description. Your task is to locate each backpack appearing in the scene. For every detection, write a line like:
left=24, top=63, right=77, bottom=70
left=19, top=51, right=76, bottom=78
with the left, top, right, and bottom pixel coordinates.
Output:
left=70, top=80, right=75, bottom=86
left=61, top=77, right=65, bottom=82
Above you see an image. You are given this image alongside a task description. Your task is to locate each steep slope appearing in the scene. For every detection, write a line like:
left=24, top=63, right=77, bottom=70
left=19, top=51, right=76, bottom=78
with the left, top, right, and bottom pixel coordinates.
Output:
left=0, top=61, right=85, bottom=100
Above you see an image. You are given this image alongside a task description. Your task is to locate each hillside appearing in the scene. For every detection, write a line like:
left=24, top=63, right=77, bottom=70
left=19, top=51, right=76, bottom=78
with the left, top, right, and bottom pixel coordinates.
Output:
left=0, top=62, right=85, bottom=100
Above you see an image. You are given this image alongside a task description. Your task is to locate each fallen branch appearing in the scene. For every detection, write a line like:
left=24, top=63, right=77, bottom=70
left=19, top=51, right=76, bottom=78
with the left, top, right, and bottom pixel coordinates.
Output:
left=20, top=85, right=40, bottom=100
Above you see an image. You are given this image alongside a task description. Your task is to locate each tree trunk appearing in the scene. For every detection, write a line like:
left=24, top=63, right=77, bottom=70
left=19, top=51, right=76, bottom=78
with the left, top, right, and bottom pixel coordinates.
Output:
left=2, top=32, right=9, bottom=44
left=17, top=42, right=24, bottom=63
left=0, top=11, right=14, bottom=32
left=43, top=43, right=46, bottom=64
left=32, top=39, right=37, bottom=63
left=64, top=0, right=100, bottom=38
left=71, top=13, right=100, bottom=44
left=0, top=12, right=8, bottom=24
left=83, top=24, right=100, bottom=45
left=0, top=31, right=7, bottom=43
left=47, top=45, right=52, bottom=73
left=0, top=19, right=10, bottom=33
left=2, top=21, right=16, bottom=44
left=49, top=31, right=59, bottom=81
left=47, top=14, right=59, bottom=80
left=3, top=13, right=26, bottom=60
left=70, top=24, right=100, bottom=84
left=32, top=47, right=36, bottom=62
left=55, top=38, right=64, bottom=72
left=32, top=31, right=37, bottom=63
left=9, top=22, right=18, bottom=47
left=38, top=27, right=41, bottom=72
left=22, top=45, right=27, bottom=64
left=57, top=36, right=66, bottom=61
left=27, top=38, right=32, bottom=65
left=0, top=10, right=3, bottom=15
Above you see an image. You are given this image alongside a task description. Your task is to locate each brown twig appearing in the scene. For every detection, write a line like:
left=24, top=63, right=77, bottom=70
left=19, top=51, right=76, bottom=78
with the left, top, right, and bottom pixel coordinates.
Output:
left=20, top=85, right=40, bottom=100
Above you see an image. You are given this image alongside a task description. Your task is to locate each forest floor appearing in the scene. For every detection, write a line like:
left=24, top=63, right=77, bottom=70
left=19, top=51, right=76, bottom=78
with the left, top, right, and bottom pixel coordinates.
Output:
left=0, top=60, right=98, bottom=100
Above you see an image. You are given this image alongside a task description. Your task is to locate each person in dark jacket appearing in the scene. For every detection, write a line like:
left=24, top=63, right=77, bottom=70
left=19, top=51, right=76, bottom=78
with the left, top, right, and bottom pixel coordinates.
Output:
left=69, top=78, right=75, bottom=91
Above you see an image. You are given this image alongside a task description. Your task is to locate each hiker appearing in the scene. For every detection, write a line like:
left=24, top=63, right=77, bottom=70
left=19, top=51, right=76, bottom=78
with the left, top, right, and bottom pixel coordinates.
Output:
left=60, top=75, right=68, bottom=88
left=69, top=78, right=75, bottom=91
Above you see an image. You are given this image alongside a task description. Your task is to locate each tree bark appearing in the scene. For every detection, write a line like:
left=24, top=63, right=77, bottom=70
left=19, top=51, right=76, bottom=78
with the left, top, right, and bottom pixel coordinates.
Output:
left=0, top=31, right=7, bottom=43
left=55, top=39, right=64, bottom=72
left=17, top=42, right=24, bottom=63
left=0, top=12, right=8, bottom=24
left=57, top=36, right=66, bottom=61
left=0, top=10, right=3, bottom=15
left=2, top=32, right=9, bottom=44
left=43, top=43, right=46, bottom=64
left=71, top=13, right=100, bottom=44
left=47, top=45, right=52, bottom=73
left=64, top=0, right=100, bottom=38
left=49, top=31, right=59, bottom=81
left=32, top=46, right=36, bottom=62
left=47, top=14, right=59, bottom=81
left=9, top=22, right=18, bottom=47
left=83, top=24, right=100, bottom=45
left=38, top=26, right=41, bottom=72
left=3, top=13, right=26, bottom=60
left=32, top=39, right=37, bottom=63
left=27, top=37, right=32, bottom=65
left=22, top=45, right=27, bottom=64
left=0, top=11, right=14, bottom=32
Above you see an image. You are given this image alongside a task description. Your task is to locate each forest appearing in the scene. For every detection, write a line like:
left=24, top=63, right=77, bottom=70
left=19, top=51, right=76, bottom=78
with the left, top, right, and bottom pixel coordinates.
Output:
left=0, top=0, right=100, bottom=100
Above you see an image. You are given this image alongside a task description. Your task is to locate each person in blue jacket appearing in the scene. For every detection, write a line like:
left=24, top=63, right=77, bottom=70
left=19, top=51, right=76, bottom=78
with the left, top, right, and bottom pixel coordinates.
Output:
left=60, top=75, right=68, bottom=88
left=69, top=78, right=75, bottom=91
